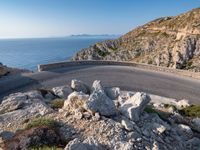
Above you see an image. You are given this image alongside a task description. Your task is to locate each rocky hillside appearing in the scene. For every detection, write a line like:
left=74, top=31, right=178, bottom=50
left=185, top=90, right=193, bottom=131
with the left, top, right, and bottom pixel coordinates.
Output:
left=1, top=79, right=200, bottom=149
left=73, top=8, right=200, bottom=71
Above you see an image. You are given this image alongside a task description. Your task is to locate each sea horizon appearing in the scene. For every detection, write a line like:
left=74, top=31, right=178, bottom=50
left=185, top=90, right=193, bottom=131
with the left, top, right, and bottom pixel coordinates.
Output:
left=0, top=35, right=119, bottom=71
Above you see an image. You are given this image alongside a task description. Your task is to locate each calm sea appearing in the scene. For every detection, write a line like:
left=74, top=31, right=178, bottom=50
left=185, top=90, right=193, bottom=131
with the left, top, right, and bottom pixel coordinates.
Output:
left=0, top=36, right=117, bottom=71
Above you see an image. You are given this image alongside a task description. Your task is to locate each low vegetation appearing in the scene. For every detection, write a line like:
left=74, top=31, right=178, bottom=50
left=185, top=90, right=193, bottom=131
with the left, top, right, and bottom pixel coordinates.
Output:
left=50, top=98, right=64, bottom=109
left=97, top=50, right=110, bottom=57
left=24, top=118, right=58, bottom=130
left=144, top=105, right=169, bottom=121
left=179, top=104, right=200, bottom=118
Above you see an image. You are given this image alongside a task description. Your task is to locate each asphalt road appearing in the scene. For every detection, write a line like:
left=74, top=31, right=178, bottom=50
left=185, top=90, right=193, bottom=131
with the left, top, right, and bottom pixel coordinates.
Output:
left=0, top=65, right=200, bottom=103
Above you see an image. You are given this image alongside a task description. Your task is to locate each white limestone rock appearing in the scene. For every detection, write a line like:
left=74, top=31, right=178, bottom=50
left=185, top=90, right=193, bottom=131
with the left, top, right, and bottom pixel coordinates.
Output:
left=52, top=85, right=73, bottom=99
left=119, top=92, right=151, bottom=122
left=71, top=79, right=90, bottom=94
left=91, top=80, right=104, bottom=91
left=176, top=99, right=190, bottom=109
left=62, top=91, right=89, bottom=113
left=84, top=89, right=117, bottom=116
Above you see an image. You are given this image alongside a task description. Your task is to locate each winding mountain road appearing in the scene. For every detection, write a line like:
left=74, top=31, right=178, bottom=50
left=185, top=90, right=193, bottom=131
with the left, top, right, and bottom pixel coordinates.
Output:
left=0, top=65, right=200, bottom=103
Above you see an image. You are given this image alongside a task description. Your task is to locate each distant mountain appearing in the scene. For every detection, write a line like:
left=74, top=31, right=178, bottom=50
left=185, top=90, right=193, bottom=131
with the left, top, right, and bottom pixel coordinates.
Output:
left=73, top=8, right=200, bottom=71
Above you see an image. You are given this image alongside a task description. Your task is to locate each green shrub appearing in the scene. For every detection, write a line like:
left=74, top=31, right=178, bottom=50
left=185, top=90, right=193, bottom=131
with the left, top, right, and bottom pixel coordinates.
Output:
left=97, top=50, right=110, bottom=57
left=144, top=105, right=169, bottom=121
left=179, top=105, right=200, bottom=118
left=25, top=118, right=58, bottom=130
left=51, top=99, right=64, bottom=109
left=144, top=105, right=158, bottom=113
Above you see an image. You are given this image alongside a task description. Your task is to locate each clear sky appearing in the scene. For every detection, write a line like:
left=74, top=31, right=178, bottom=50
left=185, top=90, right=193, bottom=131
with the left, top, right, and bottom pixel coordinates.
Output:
left=0, top=0, right=199, bottom=39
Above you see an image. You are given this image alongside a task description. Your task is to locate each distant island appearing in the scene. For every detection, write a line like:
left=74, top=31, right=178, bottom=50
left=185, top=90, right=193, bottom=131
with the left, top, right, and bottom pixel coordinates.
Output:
left=70, top=34, right=121, bottom=37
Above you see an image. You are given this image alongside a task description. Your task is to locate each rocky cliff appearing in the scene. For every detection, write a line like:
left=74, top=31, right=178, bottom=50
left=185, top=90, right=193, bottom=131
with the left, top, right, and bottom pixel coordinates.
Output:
left=73, top=8, right=200, bottom=71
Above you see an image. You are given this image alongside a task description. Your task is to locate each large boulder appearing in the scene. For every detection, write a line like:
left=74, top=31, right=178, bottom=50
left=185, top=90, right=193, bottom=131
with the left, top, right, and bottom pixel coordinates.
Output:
left=71, top=79, right=90, bottom=94
left=62, top=91, right=89, bottom=113
left=119, top=92, right=150, bottom=121
left=84, top=89, right=117, bottom=117
left=52, top=85, right=73, bottom=99
left=64, top=137, right=104, bottom=150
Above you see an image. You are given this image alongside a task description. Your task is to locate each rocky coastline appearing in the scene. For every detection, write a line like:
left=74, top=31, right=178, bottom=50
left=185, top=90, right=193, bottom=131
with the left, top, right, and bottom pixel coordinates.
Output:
left=0, top=79, right=200, bottom=150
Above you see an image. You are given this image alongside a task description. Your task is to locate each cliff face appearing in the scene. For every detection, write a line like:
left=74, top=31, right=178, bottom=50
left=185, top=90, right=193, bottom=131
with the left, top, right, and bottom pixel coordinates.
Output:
left=73, top=8, right=200, bottom=71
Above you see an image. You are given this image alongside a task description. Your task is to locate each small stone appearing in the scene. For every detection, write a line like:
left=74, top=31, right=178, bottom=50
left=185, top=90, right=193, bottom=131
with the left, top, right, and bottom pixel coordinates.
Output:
left=92, top=112, right=101, bottom=121
left=176, top=99, right=190, bottom=109
left=121, top=119, right=134, bottom=131
left=152, top=123, right=166, bottom=134
left=63, top=112, right=70, bottom=117
left=74, top=111, right=83, bottom=120
left=83, top=112, right=92, bottom=119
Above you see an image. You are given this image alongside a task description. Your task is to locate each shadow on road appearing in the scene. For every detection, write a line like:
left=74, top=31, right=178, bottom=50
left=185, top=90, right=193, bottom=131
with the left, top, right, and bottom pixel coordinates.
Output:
left=0, top=73, right=42, bottom=102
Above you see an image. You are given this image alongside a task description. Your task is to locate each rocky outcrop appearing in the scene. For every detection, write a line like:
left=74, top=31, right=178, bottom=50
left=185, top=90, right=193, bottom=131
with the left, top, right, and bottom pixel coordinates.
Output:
left=0, top=79, right=200, bottom=150
left=0, top=62, right=30, bottom=78
left=73, top=8, right=200, bottom=71
left=0, top=91, right=53, bottom=131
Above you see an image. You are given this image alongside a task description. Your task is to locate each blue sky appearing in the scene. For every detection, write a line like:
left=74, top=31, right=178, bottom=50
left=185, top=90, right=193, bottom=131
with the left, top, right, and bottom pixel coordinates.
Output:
left=0, top=0, right=199, bottom=39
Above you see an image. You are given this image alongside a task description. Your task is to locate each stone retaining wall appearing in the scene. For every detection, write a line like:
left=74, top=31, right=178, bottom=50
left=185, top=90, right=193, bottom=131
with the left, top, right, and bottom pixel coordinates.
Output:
left=38, top=60, right=200, bottom=80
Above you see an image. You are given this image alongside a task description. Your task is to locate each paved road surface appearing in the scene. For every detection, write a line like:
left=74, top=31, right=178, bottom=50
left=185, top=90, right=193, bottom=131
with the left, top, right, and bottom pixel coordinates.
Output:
left=0, top=65, right=200, bottom=103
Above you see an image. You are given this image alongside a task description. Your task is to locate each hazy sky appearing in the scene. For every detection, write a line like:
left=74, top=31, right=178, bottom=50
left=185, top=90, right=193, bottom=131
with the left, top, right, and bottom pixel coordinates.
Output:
left=0, top=0, right=199, bottom=39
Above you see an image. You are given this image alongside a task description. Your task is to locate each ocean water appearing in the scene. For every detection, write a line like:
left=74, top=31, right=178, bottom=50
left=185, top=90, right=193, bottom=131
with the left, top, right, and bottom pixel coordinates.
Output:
left=0, top=36, right=117, bottom=71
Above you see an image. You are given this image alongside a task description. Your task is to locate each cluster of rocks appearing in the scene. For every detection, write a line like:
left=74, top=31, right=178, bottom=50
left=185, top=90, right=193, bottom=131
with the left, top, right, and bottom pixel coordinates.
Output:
left=73, top=8, right=200, bottom=71
left=0, top=79, right=200, bottom=150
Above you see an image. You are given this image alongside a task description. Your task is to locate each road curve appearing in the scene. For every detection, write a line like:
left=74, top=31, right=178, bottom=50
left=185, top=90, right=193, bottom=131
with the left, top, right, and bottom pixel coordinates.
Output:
left=0, top=65, right=200, bottom=103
